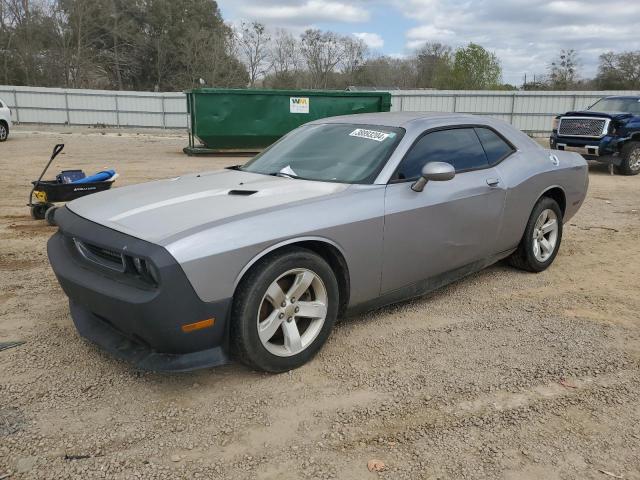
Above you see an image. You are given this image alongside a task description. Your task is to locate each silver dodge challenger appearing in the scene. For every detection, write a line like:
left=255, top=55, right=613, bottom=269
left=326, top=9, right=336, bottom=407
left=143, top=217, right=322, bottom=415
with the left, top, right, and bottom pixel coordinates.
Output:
left=48, top=112, right=589, bottom=372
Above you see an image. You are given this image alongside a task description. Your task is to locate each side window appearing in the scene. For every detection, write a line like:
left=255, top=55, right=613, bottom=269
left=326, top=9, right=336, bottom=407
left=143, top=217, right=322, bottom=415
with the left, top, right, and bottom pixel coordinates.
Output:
left=395, top=128, right=488, bottom=180
left=475, top=128, right=514, bottom=165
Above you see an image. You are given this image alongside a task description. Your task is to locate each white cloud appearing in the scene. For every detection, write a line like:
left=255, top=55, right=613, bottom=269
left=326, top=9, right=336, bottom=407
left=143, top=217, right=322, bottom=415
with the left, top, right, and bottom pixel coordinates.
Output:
left=406, top=25, right=455, bottom=48
left=389, top=0, right=640, bottom=84
left=238, top=0, right=370, bottom=24
left=353, top=32, right=384, bottom=49
left=218, top=0, right=640, bottom=85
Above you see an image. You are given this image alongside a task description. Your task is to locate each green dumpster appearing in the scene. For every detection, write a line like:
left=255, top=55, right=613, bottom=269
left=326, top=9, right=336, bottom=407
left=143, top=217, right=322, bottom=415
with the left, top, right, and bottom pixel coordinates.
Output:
left=184, top=88, right=391, bottom=154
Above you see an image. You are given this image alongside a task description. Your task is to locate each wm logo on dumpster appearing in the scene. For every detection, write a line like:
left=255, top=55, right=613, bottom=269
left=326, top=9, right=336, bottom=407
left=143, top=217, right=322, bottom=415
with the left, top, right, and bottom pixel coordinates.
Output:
left=290, top=97, right=310, bottom=114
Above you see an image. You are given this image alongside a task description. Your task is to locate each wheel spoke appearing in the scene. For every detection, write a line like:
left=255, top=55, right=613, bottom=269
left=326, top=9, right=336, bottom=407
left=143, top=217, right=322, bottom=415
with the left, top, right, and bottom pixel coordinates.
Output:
left=282, top=320, right=303, bottom=353
left=258, top=310, right=284, bottom=344
left=265, top=281, right=286, bottom=308
left=541, top=218, right=557, bottom=234
left=287, top=271, right=315, bottom=300
left=296, top=300, right=327, bottom=319
left=533, top=239, right=540, bottom=258
left=540, top=238, right=553, bottom=254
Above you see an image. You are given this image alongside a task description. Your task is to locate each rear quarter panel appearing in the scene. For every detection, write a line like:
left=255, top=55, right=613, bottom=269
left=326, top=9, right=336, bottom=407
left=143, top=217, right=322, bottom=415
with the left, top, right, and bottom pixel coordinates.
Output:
left=494, top=148, right=587, bottom=252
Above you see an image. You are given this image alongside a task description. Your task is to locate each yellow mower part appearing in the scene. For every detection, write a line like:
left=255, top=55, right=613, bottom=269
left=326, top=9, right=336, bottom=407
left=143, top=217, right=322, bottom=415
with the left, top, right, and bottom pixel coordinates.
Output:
left=34, top=191, right=48, bottom=203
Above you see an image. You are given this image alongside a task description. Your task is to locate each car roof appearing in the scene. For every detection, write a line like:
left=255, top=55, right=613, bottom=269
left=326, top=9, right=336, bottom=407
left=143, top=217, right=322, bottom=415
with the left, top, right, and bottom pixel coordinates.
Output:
left=310, top=111, right=479, bottom=128
left=604, top=96, right=640, bottom=100
left=307, top=111, right=543, bottom=156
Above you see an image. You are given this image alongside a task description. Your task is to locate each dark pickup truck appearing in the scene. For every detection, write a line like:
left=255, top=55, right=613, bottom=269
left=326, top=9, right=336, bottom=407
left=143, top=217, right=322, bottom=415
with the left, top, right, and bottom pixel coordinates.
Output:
left=550, top=96, right=640, bottom=175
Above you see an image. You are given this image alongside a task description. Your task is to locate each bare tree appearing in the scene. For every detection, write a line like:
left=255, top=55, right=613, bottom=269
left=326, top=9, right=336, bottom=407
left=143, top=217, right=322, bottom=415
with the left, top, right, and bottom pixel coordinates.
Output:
left=268, top=30, right=298, bottom=73
left=237, top=21, right=269, bottom=87
left=359, top=55, right=417, bottom=89
left=300, top=29, right=343, bottom=89
left=414, top=42, right=452, bottom=88
left=340, top=36, right=367, bottom=85
left=548, top=49, right=579, bottom=90
left=596, top=50, right=640, bottom=89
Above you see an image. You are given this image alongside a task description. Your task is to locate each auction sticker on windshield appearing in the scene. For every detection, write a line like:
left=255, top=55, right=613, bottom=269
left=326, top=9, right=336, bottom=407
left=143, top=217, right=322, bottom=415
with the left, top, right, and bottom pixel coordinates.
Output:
left=349, top=128, right=393, bottom=142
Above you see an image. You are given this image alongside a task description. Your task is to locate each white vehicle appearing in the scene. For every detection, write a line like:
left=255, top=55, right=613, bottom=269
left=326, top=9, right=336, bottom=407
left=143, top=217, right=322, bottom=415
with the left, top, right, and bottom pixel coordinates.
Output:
left=0, top=97, right=12, bottom=141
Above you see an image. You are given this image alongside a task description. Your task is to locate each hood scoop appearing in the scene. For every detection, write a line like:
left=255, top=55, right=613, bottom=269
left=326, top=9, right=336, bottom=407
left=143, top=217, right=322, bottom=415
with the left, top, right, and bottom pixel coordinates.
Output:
left=228, top=189, right=258, bottom=196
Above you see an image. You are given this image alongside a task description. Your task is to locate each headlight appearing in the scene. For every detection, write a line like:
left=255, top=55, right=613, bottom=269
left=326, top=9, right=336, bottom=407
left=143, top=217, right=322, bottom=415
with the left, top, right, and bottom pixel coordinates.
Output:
left=130, top=256, right=159, bottom=285
left=552, top=117, right=560, bottom=131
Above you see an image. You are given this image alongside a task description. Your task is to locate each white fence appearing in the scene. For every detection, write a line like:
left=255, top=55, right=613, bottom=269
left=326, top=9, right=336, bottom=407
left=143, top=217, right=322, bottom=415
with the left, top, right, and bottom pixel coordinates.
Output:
left=2, top=85, right=639, bottom=135
left=0, top=85, right=187, bottom=128
left=390, top=89, right=640, bottom=135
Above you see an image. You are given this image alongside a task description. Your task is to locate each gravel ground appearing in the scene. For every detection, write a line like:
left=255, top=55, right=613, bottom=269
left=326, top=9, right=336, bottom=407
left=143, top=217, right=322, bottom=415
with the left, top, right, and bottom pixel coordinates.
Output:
left=1, top=125, right=639, bottom=480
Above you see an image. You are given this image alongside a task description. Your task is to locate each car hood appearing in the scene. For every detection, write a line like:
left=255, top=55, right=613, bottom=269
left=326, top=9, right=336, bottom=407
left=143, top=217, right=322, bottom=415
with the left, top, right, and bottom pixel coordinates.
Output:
left=564, top=110, right=633, bottom=121
left=67, top=169, right=349, bottom=244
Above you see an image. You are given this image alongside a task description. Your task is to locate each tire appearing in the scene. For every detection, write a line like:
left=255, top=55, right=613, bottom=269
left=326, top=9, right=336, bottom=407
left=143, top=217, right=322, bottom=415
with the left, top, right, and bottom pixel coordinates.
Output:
left=509, top=197, right=563, bottom=273
left=0, top=121, right=8, bottom=142
left=30, top=203, right=49, bottom=220
left=615, top=141, right=640, bottom=176
left=45, top=205, right=58, bottom=226
left=231, top=247, right=339, bottom=372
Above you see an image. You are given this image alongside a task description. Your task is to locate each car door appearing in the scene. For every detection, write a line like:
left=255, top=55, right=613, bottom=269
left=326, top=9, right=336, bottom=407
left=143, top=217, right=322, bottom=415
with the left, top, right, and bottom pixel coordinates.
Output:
left=381, top=127, right=508, bottom=294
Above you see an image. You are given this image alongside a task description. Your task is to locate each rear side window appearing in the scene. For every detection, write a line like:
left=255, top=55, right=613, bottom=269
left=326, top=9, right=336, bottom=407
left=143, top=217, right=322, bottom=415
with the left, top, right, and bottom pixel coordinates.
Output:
left=0, top=100, right=4, bottom=108
left=475, top=128, right=514, bottom=165
left=395, top=128, right=489, bottom=180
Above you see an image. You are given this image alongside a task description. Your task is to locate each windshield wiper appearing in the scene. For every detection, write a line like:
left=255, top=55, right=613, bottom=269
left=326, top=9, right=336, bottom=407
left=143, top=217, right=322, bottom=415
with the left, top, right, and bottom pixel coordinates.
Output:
left=269, top=165, right=303, bottom=179
left=270, top=171, right=302, bottom=179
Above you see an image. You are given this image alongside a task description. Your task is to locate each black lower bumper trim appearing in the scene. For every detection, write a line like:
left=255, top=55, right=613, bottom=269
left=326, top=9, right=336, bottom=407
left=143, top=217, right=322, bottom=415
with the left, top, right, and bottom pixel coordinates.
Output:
left=48, top=207, right=233, bottom=372
left=71, top=301, right=229, bottom=372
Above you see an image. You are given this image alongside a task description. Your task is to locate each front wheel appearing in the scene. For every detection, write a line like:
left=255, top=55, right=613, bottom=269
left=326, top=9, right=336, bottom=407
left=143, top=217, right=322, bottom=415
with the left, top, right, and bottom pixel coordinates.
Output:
left=510, top=197, right=563, bottom=272
left=231, top=248, right=339, bottom=372
left=616, top=141, right=640, bottom=176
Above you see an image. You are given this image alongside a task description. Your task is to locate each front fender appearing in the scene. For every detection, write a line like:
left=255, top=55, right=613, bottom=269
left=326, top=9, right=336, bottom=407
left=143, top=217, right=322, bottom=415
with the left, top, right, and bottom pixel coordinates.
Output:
left=232, top=236, right=347, bottom=290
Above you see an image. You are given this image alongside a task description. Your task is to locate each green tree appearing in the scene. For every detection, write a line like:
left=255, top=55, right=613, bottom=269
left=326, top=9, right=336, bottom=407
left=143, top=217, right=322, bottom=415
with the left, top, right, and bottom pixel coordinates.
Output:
left=144, top=0, right=247, bottom=89
left=450, top=43, right=502, bottom=89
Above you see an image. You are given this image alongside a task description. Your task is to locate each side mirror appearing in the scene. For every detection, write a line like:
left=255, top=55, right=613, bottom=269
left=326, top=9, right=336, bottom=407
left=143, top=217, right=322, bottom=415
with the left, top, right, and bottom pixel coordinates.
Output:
left=411, top=162, right=455, bottom=192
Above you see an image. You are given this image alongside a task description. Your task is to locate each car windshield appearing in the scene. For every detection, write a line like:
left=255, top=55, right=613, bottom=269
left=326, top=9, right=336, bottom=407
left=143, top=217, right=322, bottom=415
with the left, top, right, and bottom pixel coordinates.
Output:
left=241, top=123, right=404, bottom=184
left=589, top=98, right=640, bottom=114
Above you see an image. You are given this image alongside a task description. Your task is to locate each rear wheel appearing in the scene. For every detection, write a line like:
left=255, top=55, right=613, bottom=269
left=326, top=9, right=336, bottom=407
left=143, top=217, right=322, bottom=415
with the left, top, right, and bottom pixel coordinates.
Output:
left=231, top=248, right=339, bottom=372
left=616, top=141, right=640, bottom=176
left=510, top=197, right=563, bottom=272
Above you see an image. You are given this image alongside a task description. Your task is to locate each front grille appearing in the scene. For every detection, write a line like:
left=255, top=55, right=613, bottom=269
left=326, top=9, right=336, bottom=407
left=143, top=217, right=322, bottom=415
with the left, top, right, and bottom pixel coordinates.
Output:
left=74, top=238, right=126, bottom=272
left=558, top=117, right=608, bottom=138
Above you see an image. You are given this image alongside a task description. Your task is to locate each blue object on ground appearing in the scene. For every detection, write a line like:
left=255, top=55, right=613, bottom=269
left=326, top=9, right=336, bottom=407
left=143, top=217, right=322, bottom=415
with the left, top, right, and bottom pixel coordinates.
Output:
left=73, top=170, right=116, bottom=184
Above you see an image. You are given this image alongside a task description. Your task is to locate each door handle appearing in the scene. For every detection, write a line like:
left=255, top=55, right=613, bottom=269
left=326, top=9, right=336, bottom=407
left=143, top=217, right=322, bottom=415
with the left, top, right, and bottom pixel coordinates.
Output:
left=486, top=178, right=500, bottom=187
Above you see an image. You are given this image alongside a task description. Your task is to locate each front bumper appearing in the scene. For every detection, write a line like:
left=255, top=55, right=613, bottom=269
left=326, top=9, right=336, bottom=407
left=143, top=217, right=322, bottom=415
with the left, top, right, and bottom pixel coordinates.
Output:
left=549, top=133, right=622, bottom=165
left=47, top=207, right=231, bottom=372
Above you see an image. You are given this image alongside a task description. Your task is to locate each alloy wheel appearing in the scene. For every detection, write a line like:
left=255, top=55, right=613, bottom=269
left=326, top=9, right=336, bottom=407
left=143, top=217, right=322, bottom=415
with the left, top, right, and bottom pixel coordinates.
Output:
left=0, top=125, right=6, bottom=140
left=256, top=268, right=328, bottom=357
left=629, top=147, right=640, bottom=172
left=532, top=208, right=559, bottom=262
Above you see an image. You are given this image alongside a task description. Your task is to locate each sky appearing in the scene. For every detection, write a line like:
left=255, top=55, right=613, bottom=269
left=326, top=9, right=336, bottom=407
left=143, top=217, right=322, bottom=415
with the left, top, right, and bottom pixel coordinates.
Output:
left=216, top=0, right=640, bottom=86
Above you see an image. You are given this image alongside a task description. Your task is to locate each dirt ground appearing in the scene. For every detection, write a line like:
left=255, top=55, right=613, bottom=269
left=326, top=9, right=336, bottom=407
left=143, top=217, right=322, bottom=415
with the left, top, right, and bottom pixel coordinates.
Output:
left=1, top=125, right=639, bottom=480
